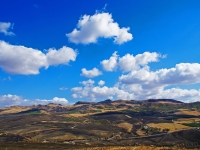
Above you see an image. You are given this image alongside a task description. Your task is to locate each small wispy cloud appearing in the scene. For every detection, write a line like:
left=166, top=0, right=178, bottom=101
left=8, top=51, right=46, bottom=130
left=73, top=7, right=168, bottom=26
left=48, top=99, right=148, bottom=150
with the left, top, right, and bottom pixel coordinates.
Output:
left=102, top=4, right=107, bottom=11
left=59, top=87, right=68, bottom=91
left=3, top=76, right=12, bottom=81
left=0, top=22, right=15, bottom=36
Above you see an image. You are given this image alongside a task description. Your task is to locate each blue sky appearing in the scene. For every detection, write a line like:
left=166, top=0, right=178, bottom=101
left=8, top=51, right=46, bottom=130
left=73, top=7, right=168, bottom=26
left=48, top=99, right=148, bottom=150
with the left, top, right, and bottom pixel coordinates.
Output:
left=0, top=0, right=200, bottom=107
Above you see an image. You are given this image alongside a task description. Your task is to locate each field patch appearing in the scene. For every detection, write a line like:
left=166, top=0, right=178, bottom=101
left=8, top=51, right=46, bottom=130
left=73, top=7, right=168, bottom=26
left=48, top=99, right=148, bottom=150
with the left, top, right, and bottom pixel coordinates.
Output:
left=147, top=123, right=189, bottom=132
left=117, top=122, right=133, bottom=132
left=175, top=109, right=200, bottom=116
left=182, top=122, right=200, bottom=127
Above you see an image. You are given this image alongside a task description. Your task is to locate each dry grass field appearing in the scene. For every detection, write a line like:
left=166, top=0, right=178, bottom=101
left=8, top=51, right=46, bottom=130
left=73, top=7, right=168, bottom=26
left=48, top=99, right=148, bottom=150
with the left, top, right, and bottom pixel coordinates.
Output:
left=0, top=144, right=199, bottom=150
left=147, top=123, right=190, bottom=132
left=0, top=107, right=31, bottom=115
left=175, top=118, right=200, bottom=123
left=50, top=133, right=85, bottom=140
left=136, top=129, right=146, bottom=136
left=117, top=122, right=133, bottom=132
left=175, top=109, right=200, bottom=116
left=75, top=146, right=200, bottom=150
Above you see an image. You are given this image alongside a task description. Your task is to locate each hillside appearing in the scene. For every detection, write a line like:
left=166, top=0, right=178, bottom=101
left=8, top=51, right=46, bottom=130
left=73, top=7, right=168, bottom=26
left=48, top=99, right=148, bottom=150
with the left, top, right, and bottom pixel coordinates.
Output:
left=0, top=99, right=200, bottom=149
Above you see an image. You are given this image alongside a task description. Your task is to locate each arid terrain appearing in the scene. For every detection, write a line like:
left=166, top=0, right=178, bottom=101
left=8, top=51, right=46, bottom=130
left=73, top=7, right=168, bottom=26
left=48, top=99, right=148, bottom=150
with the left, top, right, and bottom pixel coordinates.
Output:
left=0, top=99, right=200, bottom=149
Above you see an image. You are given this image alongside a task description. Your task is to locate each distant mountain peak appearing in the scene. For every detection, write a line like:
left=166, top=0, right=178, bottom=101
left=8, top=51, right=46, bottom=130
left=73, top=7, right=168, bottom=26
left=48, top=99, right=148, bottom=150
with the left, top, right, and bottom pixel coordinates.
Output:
left=74, top=101, right=94, bottom=105
left=146, top=99, right=183, bottom=103
left=97, top=99, right=112, bottom=104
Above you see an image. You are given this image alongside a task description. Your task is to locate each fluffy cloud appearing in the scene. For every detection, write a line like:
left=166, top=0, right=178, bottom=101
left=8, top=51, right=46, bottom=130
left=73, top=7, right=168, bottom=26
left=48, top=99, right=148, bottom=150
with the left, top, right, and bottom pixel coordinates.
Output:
left=80, top=79, right=95, bottom=86
left=155, top=88, right=200, bottom=102
left=46, top=46, right=77, bottom=66
left=0, top=94, right=22, bottom=107
left=119, top=63, right=200, bottom=86
left=98, top=80, right=105, bottom=86
left=66, top=12, right=133, bottom=44
left=101, top=51, right=118, bottom=71
left=71, top=79, right=135, bottom=100
left=101, top=51, right=162, bottom=72
left=119, top=66, right=157, bottom=84
left=0, top=94, right=69, bottom=107
left=117, top=62, right=200, bottom=101
left=157, top=63, right=200, bottom=85
left=0, top=22, right=14, bottom=36
left=0, top=41, right=77, bottom=75
left=51, top=97, right=69, bottom=105
left=119, top=52, right=160, bottom=72
left=72, top=51, right=200, bottom=102
left=71, top=79, right=200, bottom=102
left=81, top=67, right=102, bottom=78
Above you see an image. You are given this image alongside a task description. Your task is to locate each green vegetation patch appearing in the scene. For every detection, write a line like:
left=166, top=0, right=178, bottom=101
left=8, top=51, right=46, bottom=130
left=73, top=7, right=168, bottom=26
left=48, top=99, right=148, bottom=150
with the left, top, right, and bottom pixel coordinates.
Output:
left=138, top=104, right=180, bottom=112
left=62, top=118, right=84, bottom=123
left=182, top=122, right=200, bottom=127
left=89, top=119, right=110, bottom=124
left=68, top=109, right=102, bottom=114
left=121, top=109, right=137, bottom=113
left=26, top=111, right=42, bottom=115
left=68, top=110, right=80, bottom=114
left=89, top=109, right=102, bottom=113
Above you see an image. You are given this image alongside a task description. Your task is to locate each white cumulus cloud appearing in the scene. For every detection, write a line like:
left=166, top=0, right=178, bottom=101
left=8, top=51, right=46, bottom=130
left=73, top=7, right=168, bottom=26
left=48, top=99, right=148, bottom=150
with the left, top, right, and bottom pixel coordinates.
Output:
left=46, top=46, right=77, bottom=66
left=66, top=12, right=133, bottom=44
left=80, top=79, right=95, bottom=86
left=117, top=62, right=200, bottom=101
left=0, top=41, right=77, bottom=75
left=51, top=97, right=69, bottom=105
left=155, top=88, right=200, bottom=103
left=98, top=80, right=105, bottom=86
left=81, top=67, right=102, bottom=78
left=72, top=51, right=200, bottom=103
left=0, top=94, right=22, bottom=107
left=0, top=94, right=69, bottom=107
left=0, top=22, right=14, bottom=36
left=119, top=52, right=160, bottom=72
left=71, top=79, right=135, bottom=100
left=101, top=51, right=118, bottom=71
left=119, top=63, right=200, bottom=86
left=101, top=51, right=162, bottom=72
left=71, top=79, right=200, bottom=102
